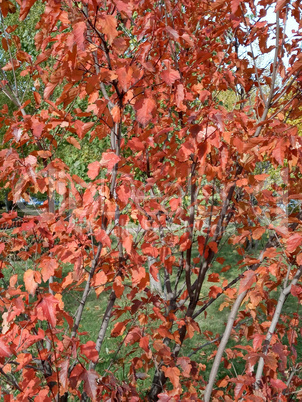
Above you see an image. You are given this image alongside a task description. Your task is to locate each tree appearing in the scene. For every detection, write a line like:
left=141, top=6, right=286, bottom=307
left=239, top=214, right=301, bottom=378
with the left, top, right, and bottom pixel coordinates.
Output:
left=0, top=0, right=302, bottom=400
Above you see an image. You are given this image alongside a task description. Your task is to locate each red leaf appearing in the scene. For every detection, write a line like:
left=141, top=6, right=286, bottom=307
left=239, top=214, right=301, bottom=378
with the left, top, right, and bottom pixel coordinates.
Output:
left=73, top=21, right=86, bottom=50
left=35, top=389, right=52, bottom=402
left=38, top=295, right=59, bottom=327
left=116, top=66, right=133, bottom=91
left=127, top=137, right=145, bottom=151
left=157, top=394, right=173, bottom=402
left=122, top=233, right=133, bottom=254
left=20, top=0, right=38, bottom=20
left=140, top=336, right=150, bottom=352
left=238, top=270, right=256, bottom=295
left=208, top=273, right=220, bottom=282
left=252, top=227, right=266, bottom=240
left=264, top=354, right=278, bottom=371
left=31, top=118, right=45, bottom=138
left=124, top=326, right=141, bottom=345
left=0, top=339, right=11, bottom=357
left=66, top=136, right=81, bottom=149
left=275, top=0, right=288, bottom=12
left=24, top=269, right=38, bottom=296
left=209, top=286, right=222, bottom=298
left=40, top=258, right=58, bottom=283
left=291, top=284, right=302, bottom=297
left=270, top=378, right=287, bottom=390
left=15, top=353, right=32, bottom=371
left=132, top=266, right=147, bottom=285
left=169, top=198, right=181, bottom=211
left=111, top=105, right=121, bottom=123
left=208, top=241, right=218, bottom=253
left=111, top=320, right=128, bottom=337
left=115, top=0, right=133, bottom=18
left=175, top=84, right=186, bottom=110
left=95, top=229, right=111, bottom=248
left=162, top=366, right=180, bottom=388
left=80, top=369, right=99, bottom=401
left=87, top=161, right=100, bottom=180
left=231, top=0, right=242, bottom=13
left=286, top=233, right=302, bottom=253
left=272, top=139, right=286, bottom=165
left=113, top=276, right=124, bottom=298
left=117, top=184, right=131, bottom=203
left=100, top=152, right=120, bottom=170
left=141, top=243, right=159, bottom=257
left=253, top=334, right=265, bottom=351
left=2, top=60, right=20, bottom=71
left=296, top=253, right=302, bottom=265
left=100, top=14, right=118, bottom=45
left=80, top=341, right=99, bottom=363
left=94, top=271, right=108, bottom=286
left=161, top=65, right=180, bottom=86
left=176, top=357, right=192, bottom=378
left=135, top=97, right=156, bottom=126
left=179, top=232, right=191, bottom=252
left=59, top=360, right=69, bottom=393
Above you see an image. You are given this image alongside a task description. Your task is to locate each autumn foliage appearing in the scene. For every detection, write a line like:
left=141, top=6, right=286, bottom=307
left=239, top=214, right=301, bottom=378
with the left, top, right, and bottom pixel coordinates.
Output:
left=0, top=0, right=302, bottom=400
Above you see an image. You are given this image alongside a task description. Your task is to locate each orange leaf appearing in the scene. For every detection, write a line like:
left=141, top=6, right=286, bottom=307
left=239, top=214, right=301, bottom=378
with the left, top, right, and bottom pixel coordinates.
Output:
left=80, top=370, right=99, bottom=401
left=139, top=336, right=150, bottom=352
left=161, top=66, right=180, bottom=86
left=111, top=105, right=121, bottom=123
left=122, top=234, right=133, bottom=254
left=117, top=184, right=131, bottom=203
left=40, top=258, right=58, bottom=283
left=209, top=286, right=222, bottom=298
left=135, top=97, right=156, bottom=126
left=208, top=241, right=218, bottom=253
left=208, top=273, right=220, bottom=282
left=87, top=161, right=100, bottom=180
left=100, top=14, right=118, bottom=44
left=20, top=0, right=38, bottom=20
left=270, top=378, right=287, bottom=390
left=113, top=276, right=124, bottom=298
left=111, top=320, right=128, bottom=337
left=94, top=271, right=108, bottom=286
left=59, top=360, right=69, bottom=393
left=24, top=269, right=38, bottom=296
left=286, top=233, right=302, bottom=253
left=15, top=353, right=32, bottom=371
left=66, top=136, right=81, bottom=149
left=73, top=21, right=86, bottom=51
left=38, top=295, right=59, bottom=327
left=80, top=341, right=99, bottom=363
left=264, top=354, right=277, bottom=371
left=141, top=243, right=159, bottom=257
left=100, top=152, right=120, bottom=170
left=162, top=366, right=180, bottom=388
left=291, top=284, right=302, bottom=297
left=275, top=0, right=288, bottom=12
left=0, top=339, right=11, bottom=357
left=252, top=227, right=266, bottom=240
left=238, top=270, right=256, bottom=294
left=2, top=60, right=20, bottom=71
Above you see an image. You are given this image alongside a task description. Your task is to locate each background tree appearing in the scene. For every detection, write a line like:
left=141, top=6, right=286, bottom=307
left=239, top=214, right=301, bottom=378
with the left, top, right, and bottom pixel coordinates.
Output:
left=0, top=0, right=302, bottom=401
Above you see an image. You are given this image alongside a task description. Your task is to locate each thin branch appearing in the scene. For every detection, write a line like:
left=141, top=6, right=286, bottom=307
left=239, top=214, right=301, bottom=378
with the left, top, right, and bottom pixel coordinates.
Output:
left=71, top=243, right=103, bottom=337
left=255, top=265, right=302, bottom=388
left=203, top=289, right=248, bottom=402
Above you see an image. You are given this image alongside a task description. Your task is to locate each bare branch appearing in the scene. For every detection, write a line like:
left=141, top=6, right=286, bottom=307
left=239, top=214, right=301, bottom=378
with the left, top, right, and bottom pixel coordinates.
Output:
left=255, top=265, right=302, bottom=388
